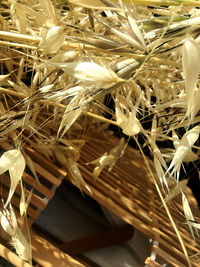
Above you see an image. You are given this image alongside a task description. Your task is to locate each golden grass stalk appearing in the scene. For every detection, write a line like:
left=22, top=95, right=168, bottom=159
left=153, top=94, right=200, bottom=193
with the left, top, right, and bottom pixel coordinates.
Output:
left=1, top=0, right=200, bottom=265
left=134, top=137, right=192, bottom=267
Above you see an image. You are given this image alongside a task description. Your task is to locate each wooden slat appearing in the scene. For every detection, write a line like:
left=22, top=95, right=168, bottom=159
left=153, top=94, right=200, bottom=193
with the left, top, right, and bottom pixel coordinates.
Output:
left=2, top=135, right=200, bottom=267
left=145, top=257, right=162, bottom=267
left=22, top=172, right=54, bottom=199
left=24, top=145, right=67, bottom=178
left=0, top=142, right=13, bottom=151
left=79, top=156, right=150, bottom=205
left=0, top=142, right=86, bottom=267
left=31, top=231, right=85, bottom=267
left=78, top=165, right=153, bottom=226
left=153, top=245, right=186, bottom=267
left=81, top=145, right=152, bottom=201
left=0, top=243, right=31, bottom=267
left=0, top=187, right=39, bottom=220
left=31, top=161, right=61, bottom=188
left=156, top=236, right=190, bottom=265
left=152, top=227, right=199, bottom=255
left=66, top=174, right=154, bottom=238
left=76, top=166, right=194, bottom=266
left=74, top=136, right=200, bottom=267
left=0, top=231, right=85, bottom=267
left=0, top=142, right=61, bottom=190
left=0, top=173, right=46, bottom=211
left=59, top=225, right=134, bottom=256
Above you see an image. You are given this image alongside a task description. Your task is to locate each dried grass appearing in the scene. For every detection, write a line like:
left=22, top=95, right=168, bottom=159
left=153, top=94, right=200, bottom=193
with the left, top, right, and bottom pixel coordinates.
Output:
left=0, top=0, right=200, bottom=265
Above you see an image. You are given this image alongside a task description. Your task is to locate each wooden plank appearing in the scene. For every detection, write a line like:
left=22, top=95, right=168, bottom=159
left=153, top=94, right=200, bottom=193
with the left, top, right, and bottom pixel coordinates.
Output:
left=0, top=173, right=46, bottom=211
left=0, top=186, right=39, bottom=220
left=0, top=142, right=62, bottom=188
left=22, top=172, right=54, bottom=199
left=151, top=213, right=197, bottom=248
left=152, top=227, right=199, bottom=256
left=2, top=137, right=199, bottom=266
left=31, top=231, right=85, bottom=267
left=0, top=243, right=31, bottom=267
left=157, top=236, right=189, bottom=265
left=78, top=138, right=200, bottom=266
left=0, top=142, right=13, bottom=151
left=153, top=245, right=187, bottom=267
left=87, top=170, right=151, bottom=215
left=24, top=145, right=67, bottom=178
left=79, top=164, right=198, bottom=263
left=80, top=146, right=152, bottom=201
left=79, top=166, right=153, bottom=225
left=59, top=225, right=134, bottom=256
left=65, top=175, right=154, bottom=239
left=31, top=161, right=61, bottom=188
left=79, top=156, right=150, bottom=205
left=145, top=257, right=162, bottom=267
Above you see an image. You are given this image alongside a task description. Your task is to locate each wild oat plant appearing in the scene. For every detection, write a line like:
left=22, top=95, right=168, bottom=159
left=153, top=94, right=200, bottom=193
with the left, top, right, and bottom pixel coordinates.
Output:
left=0, top=0, right=200, bottom=265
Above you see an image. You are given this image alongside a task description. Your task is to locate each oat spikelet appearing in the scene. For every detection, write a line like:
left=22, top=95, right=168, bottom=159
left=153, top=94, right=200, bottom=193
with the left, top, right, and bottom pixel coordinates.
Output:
left=0, top=150, right=25, bottom=208
left=40, top=26, right=65, bottom=55
left=49, top=62, right=123, bottom=88
left=166, top=125, right=200, bottom=180
left=182, top=192, right=198, bottom=240
left=182, top=38, right=200, bottom=123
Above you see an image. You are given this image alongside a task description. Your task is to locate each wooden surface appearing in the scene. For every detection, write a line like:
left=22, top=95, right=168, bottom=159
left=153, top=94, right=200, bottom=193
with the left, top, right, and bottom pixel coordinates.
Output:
left=65, top=133, right=200, bottom=267
left=0, top=230, right=86, bottom=267
left=1, top=133, right=200, bottom=266
left=0, top=142, right=86, bottom=266
left=0, top=142, right=66, bottom=224
left=59, top=224, right=134, bottom=256
left=145, top=257, right=162, bottom=267
left=31, top=231, right=85, bottom=267
left=0, top=243, right=31, bottom=267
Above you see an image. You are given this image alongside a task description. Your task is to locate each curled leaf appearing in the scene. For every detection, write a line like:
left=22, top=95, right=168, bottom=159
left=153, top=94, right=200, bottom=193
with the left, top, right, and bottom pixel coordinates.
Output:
left=38, top=0, right=57, bottom=26
left=172, top=130, right=198, bottom=162
left=189, top=220, right=200, bottom=230
left=109, top=137, right=126, bottom=159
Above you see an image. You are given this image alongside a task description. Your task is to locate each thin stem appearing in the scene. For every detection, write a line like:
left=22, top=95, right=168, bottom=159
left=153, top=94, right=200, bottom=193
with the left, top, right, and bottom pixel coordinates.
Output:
left=0, top=89, right=118, bottom=126
left=0, top=31, right=40, bottom=42
left=0, top=87, right=26, bottom=98
left=82, top=110, right=118, bottom=125
left=0, top=40, right=37, bottom=50
left=134, top=136, right=192, bottom=267
left=0, top=31, right=95, bottom=50
left=41, top=100, right=118, bottom=126
left=132, top=0, right=200, bottom=6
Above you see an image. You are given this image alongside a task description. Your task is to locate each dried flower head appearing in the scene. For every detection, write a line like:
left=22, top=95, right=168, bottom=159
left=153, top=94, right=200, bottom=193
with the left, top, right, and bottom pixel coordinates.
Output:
left=49, top=61, right=124, bottom=88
